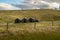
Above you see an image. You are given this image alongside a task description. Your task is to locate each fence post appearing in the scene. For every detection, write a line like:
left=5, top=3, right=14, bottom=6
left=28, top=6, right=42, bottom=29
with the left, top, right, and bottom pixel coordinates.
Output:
left=6, top=22, right=9, bottom=33
left=34, top=22, right=36, bottom=29
left=52, top=20, right=53, bottom=26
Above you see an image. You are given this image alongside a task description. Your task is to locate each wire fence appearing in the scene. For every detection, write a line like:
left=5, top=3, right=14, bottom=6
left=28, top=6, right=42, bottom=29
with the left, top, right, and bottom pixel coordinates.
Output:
left=0, top=21, right=60, bottom=33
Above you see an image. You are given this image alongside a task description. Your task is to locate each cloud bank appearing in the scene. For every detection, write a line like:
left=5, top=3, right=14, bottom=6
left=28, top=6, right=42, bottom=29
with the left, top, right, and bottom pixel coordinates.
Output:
left=0, top=0, right=60, bottom=10
left=23, top=0, right=60, bottom=9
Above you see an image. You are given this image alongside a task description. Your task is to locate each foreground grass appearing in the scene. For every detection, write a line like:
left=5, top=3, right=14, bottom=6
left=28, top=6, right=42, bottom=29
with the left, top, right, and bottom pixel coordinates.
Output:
left=0, top=30, right=60, bottom=40
left=0, top=22, right=60, bottom=40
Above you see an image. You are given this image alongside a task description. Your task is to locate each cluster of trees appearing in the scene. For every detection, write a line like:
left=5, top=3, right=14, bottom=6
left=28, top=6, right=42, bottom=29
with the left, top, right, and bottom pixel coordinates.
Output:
left=14, top=18, right=39, bottom=23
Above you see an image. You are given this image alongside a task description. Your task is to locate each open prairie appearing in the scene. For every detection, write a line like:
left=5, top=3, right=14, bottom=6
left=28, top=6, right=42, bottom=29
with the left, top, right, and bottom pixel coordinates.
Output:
left=0, top=9, right=60, bottom=40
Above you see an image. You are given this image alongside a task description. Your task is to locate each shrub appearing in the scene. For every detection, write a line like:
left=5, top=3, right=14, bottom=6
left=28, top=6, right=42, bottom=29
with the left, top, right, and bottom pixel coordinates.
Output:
left=14, top=18, right=21, bottom=23
left=28, top=18, right=35, bottom=22
left=21, top=18, right=27, bottom=23
left=34, top=19, right=39, bottom=22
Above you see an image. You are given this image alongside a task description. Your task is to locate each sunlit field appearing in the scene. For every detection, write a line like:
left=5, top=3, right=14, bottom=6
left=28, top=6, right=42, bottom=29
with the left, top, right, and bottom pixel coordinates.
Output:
left=0, top=9, right=60, bottom=40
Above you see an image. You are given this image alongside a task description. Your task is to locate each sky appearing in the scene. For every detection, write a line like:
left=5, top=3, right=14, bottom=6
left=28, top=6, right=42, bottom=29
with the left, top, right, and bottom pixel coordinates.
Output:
left=0, top=0, right=23, bottom=10
left=0, top=0, right=60, bottom=10
left=0, top=0, right=24, bottom=4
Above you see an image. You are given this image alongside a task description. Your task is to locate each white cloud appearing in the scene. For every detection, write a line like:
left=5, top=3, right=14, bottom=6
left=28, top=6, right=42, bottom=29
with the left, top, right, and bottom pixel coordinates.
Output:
left=40, top=1, right=50, bottom=5
left=31, top=6, right=41, bottom=9
left=40, top=1, right=60, bottom=9
left=23, top=0, right=60, bottom=9
left=23, top=0, right=41, bottom=5
left=50, top=2, right=60, bottom=9
left=0, top=3, right=21, bottom=10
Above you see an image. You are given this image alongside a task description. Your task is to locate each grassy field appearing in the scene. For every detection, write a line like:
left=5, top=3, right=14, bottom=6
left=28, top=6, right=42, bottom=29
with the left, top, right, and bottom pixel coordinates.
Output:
left=0, top=9, right=60, bottom=40
left=0, top=9, right=60, bottom=23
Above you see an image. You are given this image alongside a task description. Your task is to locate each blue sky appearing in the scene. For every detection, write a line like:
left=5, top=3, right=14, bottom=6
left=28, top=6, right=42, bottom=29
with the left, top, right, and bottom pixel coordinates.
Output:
left=0, top=0, right=24, bottom=4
